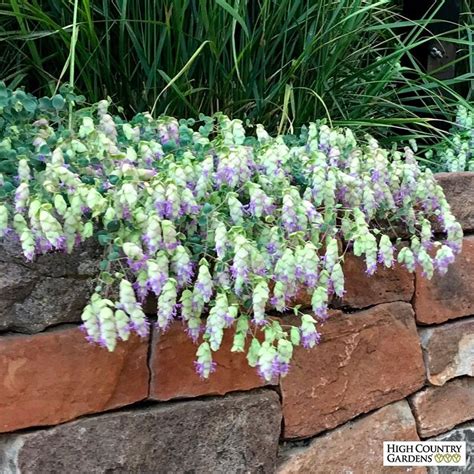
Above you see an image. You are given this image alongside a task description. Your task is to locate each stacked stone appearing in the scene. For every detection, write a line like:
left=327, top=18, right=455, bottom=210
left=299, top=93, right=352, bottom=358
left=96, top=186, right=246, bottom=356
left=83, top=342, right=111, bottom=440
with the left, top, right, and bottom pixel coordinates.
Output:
left=0, top=173, right=472, bottom=473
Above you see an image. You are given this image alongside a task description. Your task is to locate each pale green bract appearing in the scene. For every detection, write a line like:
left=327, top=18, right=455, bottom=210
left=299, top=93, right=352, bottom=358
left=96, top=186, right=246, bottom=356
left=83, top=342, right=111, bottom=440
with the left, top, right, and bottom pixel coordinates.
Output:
left=0, top=98, right=463, bottom=381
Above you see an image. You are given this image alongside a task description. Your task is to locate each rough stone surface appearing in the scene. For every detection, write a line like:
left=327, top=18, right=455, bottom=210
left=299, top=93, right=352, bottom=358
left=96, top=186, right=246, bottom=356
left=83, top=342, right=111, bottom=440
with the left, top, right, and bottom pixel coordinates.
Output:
left=278, top=401, right=425, bottom=474
left=150, top=323, right=269, bottom=401
left=428, top=423, right=474, bottom=473
left=410, top=377, right=474, bottom=438
left=334, top=254, right=414, bottom=309
left=0, top=327, right=149, bottom=433
left=0, top=390, right=281, bottom=474
left=419, top=317, right=474, bottom=386
left=1, top=276, right=93, bottom=334
left=0, top=236, right=100, bottom=333
left=436, top=172, right=474, bottom=232
left=281, top=302, right=425, bottom=439
left=0, top=235, right=100, bottom=278
left=414, top=236, right=474, bottom=325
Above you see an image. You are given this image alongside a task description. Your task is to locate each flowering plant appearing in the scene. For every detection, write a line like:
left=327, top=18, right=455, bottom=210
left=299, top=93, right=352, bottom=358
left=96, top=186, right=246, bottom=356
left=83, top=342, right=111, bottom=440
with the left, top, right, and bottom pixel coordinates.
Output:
left=425, top=106, right=474, bottom=172
left=0, top=83, right=463, bottom=381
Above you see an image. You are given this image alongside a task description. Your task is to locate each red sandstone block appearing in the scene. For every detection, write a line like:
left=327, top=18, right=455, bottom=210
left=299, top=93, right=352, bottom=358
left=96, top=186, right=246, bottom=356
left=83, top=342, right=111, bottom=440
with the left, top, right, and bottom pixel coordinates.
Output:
left=335, top=254, right=414, bottom=309
left=410, top=377, right=474, bottom=438
left=0, top=327, right=149, bottom=433
left=280, top=302, right=425, bottom=439
left=278, top=400, right=424, bottom=474
left=414, top=236, right=474, bottom=325
left=149, top=323, right=269, bottom=401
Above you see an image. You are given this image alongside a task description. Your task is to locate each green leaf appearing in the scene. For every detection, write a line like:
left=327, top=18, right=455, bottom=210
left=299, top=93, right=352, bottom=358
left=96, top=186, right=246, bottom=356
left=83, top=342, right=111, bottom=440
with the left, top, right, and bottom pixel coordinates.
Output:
left=51, top=94, right=66, bottom=111
left=99, top=271, right=115, bottom=284
left=202, top=203, right=214, bottom=214
left=108, top=251, right=121, bottom=261
left=0, top=160, right=16, bottom=174
left=106, top=220, right=121, bottom=232
left=22, top=97, right=37, bottom=114
left=38, top=97, right=52, bottom=111
left=97, top=231, right=111, bottom=246
left=80, top=176, right=95, bottom=185
left=1, top=181, right=15, bottom=194
left=215, top=0, right=249, bottom=37
left=77, top=158, right=90, bottom=167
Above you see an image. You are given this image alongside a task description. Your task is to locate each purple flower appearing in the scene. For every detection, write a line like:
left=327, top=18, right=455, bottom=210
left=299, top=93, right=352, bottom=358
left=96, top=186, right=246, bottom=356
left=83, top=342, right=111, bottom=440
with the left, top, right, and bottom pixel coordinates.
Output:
left=336, top=186, right=348, bottom=202
left=36, top=237, right=52, bottom=253
left=24, top=249, right=35, bottom=262
left=303, top=201, right=318, bottom=221
left=156, top=304, right=177, bottom=331
left=122, top=206, right=131, bottom=220
left=133, top=281, right=149, bottom=302
left=301, top=330, right=321, bottom=348
left=251, top=316, right=267, bottom=326
left=266, top=242, right=278, bottom=255
left=282, top=198, right=300, bottom=234
left=394, top=188, right=409, bottom=205
left=130, top=319, right=150, bottom=338
left=216, top=165, right=237, bottom=187
left=195, top=281, right=213, bottom=302
left=371, top=169, right=381, bottom=182
left=305, top=272, right=318, bottom=288
left=194, top=360, right=217, bottom=379
left=365, top=263, right=377, bottom=276
left=314, top=305, right=328, bottom=320
left=155, top=199, right=172, bottom=219
left=270, top=295, right=288, bottom=311
left=186, top=325, right=201, bottom=343
left=318, top=143, right=329, bottom=153
left=85, top=335, right=97, bottom=344
left=257, top=355, right=289, bottom=380
left=271, top=356, right=290, bottom=377
left=435, top=246, right=455, bottom=275
left=230, top=262, right=249, bottom=281
left=127, top=257, right=148, bottom=272
left=147, top=272, right=168, bottom=296
left=175, top=261, right=194, bottom=287
left=295, top=265, right=304, bottom=280
left=98, top=336, right=108, bottom=348
left=328, top=147, right=340, bottom=166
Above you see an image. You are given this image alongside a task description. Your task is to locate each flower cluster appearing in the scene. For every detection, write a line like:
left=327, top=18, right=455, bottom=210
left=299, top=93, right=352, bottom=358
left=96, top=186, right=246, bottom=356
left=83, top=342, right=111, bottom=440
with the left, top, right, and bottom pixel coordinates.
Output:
left=0, top=91, right=463, bottom=382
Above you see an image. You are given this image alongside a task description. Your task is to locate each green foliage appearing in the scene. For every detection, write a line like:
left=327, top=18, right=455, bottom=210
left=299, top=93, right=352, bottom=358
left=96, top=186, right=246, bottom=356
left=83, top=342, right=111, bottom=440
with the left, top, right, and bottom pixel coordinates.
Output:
left=424, top=105, right=474, bottom=172
left=0, top=80, right=85, bottom=197
left=0, top=81, right=83, bottom=127
left=0, top=0, right=472, bottom=138
left=0, top=85, right=463, bottom=380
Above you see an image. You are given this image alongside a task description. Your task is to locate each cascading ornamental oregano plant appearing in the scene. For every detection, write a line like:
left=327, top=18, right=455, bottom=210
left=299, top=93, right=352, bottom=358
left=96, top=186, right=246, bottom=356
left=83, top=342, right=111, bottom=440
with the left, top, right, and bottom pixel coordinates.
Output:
left=0, top=88, right=464, bottom=382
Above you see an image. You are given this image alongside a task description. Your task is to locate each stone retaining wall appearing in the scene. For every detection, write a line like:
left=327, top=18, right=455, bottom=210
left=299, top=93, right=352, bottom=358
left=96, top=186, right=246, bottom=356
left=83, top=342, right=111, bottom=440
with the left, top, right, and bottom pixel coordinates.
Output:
left=0, top=173, right=473, bottom=473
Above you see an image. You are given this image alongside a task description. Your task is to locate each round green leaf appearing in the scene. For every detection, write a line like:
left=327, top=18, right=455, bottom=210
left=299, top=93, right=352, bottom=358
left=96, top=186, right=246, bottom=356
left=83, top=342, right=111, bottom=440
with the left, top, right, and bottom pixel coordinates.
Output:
left=52, top=94, right=66, bottom=111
